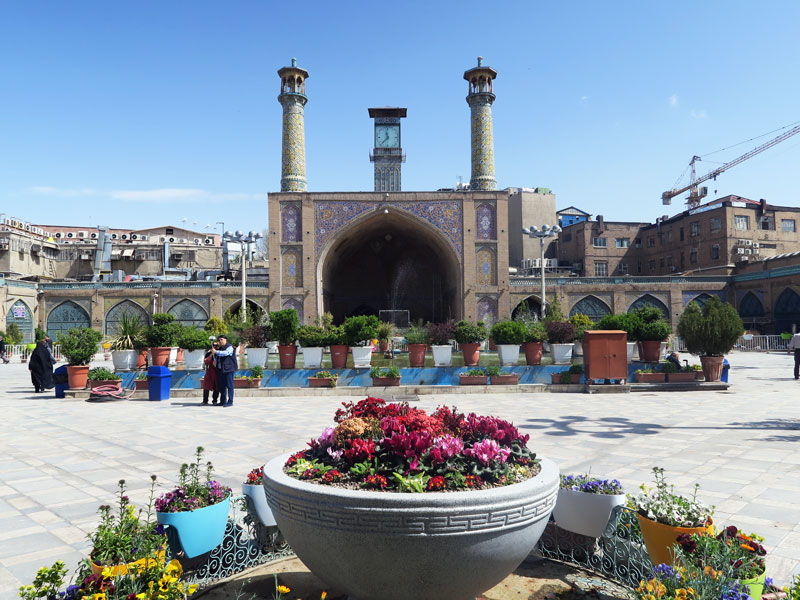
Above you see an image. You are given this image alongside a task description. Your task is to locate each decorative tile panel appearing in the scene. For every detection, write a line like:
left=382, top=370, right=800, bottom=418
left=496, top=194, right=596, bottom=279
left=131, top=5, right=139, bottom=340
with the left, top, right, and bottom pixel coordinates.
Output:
left=167, top=299, right=209, bottom=329
left=46, top=300, right=90, bottom=341
left=476, top=296, right=498, bottom=325
left=475, top=203, right=496, bottom=240
left=569, top=295, right=611, bottom=320
left=476, top=246, right=497, bottom=286
left=280, top=96, right=307, bottom=192
left=163, top=296, right=210, bottom=313
left=468, top=97, right=497, bottom=191
left=281, top=204, right=302, bottom=243
left=681, top=291, right=725, bottom=307
left=282, top=297, right=304, bottom=323
left=282, top=247, right=303, bottom=288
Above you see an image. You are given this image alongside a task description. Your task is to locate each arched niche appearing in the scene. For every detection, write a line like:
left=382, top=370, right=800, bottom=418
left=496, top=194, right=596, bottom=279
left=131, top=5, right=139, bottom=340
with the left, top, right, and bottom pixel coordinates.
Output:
left=48, top=301, right=90, bottom=341
left=105, top=300, right=150, bottom=335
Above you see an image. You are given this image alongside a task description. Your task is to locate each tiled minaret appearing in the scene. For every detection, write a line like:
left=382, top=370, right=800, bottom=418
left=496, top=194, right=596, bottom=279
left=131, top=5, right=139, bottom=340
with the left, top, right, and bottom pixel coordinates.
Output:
left=464, top=57, right=497, bottom=191
left=278, top=58, right=309, bottom=192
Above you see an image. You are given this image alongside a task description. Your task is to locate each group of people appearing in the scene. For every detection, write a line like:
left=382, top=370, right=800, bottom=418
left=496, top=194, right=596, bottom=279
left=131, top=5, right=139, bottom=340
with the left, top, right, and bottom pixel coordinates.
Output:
left=201, top=334, right=238, bottom=406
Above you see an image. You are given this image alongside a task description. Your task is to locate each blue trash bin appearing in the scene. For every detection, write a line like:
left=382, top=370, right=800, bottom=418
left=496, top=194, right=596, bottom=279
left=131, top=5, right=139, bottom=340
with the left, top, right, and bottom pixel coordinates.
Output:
left=721, top=358, right=730, bottom=383
left=53, top=365, right=69, bottom=398
left=148, top=366, right=171, bottom=401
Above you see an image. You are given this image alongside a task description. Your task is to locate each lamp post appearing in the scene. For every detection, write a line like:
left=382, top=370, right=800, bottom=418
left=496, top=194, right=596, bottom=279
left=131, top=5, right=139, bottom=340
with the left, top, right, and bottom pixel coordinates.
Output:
left=521, top=224, right=562, bottom=320
left=223, top=230, right=264, bottom=321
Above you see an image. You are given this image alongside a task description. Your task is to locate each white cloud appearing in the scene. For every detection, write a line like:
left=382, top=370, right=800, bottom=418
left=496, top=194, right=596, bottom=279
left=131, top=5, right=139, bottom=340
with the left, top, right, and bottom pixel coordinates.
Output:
left=690, top=109, right=707, bottom=119
left=580, top=95, right=590, bottom=103
left=669, top=94, right=679, bottom=108
left=111, top=188, right=262, bottom=203
left=28, top=186, right=96, bottom=196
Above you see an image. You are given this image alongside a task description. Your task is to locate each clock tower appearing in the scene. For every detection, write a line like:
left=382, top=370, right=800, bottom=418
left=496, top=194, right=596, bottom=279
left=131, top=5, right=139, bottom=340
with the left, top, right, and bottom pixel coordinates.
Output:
left=369, top=107, right=407, bottom=192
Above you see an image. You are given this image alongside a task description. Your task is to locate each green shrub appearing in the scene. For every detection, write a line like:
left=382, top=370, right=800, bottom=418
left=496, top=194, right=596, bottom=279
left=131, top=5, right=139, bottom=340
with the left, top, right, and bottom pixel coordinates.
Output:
left=544, top=292, right=564, bottom=323
left=635, top=320, right=671, bottom=342
left=569, top=313, right=594, bottom=341
left=453, top=320, right=488, bottom=344
left=298, top=325, right=329, bottom=348
left=559, top=371, right=573, bottom=383
left=110, top=313, right=147, bottom=350
left=370, top=365, right=400, bottom=379
left=490, top=320, right=527, bottom=345
left=145, top=313, right=181, bottom=348
left=524, top=321, right=547, bottom=343
left=327, top=324, right=347, bottom=345
left=660, top=361, right=678, bottom=373
left=87, top=367, right=121, bottom=381
left=677, top=297, right=744, bottom=356
left=4, top=323, right=23, bottom=345
left=250, top=365, right=264, bottom=379
left=58, top=327, right=103, bottom=365
left=595, top=313, right=639, bottom=338
left=204, top=317, right=227, bottom=337
left=343, top=315, right=380, bottom=347
left=461, top=368, right=487, bottom=377
left=485, top=365, right=501, bottom=377
left=568, top=363, right=584, bottom=374
left=377, top=321, right=394, bottom=343
left=404, top=323, right=429, bottom=345
left=177, top=327, right=212, bottom=351
left=271, top=309, right=299, bottom=345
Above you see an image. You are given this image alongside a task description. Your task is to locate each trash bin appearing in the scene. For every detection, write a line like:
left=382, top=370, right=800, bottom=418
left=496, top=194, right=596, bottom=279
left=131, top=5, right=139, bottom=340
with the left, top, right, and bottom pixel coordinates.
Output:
left=721, top=358, right=730, bottom=383
left=148, top=366, right=171, bottom=401
left=53, top=365, right=69, bottom=398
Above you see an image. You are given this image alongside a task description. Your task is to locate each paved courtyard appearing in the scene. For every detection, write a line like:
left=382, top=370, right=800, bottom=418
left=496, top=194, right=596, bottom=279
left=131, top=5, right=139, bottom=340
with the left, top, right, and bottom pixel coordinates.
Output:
left=1, top=351, right=799, bottom=596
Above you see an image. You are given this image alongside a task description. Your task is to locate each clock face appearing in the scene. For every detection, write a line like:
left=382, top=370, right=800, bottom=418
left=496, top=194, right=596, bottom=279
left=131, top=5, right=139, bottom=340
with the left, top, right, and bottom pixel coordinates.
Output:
left=376, top=125, right=400, bottom=148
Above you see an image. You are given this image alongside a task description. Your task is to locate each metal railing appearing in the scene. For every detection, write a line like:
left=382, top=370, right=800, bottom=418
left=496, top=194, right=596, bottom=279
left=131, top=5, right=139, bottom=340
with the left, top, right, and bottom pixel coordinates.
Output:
left=671, top=334, right=790, bottom=353
left=3, top=344, right=64, bottom=362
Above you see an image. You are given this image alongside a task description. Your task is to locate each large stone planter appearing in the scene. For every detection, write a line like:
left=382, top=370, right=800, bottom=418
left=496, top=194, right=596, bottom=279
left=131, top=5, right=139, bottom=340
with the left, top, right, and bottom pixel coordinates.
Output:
left=431, top=344, right=452, bottom=366
left=111, top=349, right=138, bottom=371
left=497, top=344, right=521, bottom=366
left=350, top=346, right=373, bottom=368
left=700, top=355, right=724, bottom=382
left=626, top=342, right=636, bottom=362
left=550, top=343, right=573, bottom=365
left=183, top=349, right=205, bottom=370
left=246, top=347, right=268, bottom=369
left=264, top=454, right=558, bottom=600
left=301, top=347, right=323, bottom=369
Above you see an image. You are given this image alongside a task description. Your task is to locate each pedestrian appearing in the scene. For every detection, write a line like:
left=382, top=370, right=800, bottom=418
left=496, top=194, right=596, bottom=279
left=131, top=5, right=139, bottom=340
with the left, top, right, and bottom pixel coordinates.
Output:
left=666, top=351, right=682, bottom=370
left=202, top=340, right=220, bottom=405
left=0, top=334, right=9, bottom=364
left=212, top=334, right=237, bottom=406
left=788, top=331, right=800, bottom=380
left=29, top=339, right=56, bottom=393
left=44, top=335, right=56, bottom=361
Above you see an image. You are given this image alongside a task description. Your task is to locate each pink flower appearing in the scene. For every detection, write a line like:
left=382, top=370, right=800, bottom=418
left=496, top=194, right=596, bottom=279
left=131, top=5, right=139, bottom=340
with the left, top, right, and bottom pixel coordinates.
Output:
left=464, top=439, right=501, bottom=466
left=318, top=427, right=336, bottom=449
left=429, top=435, right=464, bottom=464
left=383, top=430, right=432, bottom=464
left=327, top=447, right=343, bottom=460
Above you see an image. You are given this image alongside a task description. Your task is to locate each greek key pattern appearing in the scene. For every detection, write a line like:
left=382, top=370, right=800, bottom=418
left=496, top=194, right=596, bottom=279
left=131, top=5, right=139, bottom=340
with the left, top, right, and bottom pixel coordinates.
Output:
left=266, top=488, right=556, bottom=535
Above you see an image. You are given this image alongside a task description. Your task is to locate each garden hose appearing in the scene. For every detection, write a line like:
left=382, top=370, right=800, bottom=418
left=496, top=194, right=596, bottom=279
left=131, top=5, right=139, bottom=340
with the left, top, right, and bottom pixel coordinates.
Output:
left=85, top=381, right=136, bottom=402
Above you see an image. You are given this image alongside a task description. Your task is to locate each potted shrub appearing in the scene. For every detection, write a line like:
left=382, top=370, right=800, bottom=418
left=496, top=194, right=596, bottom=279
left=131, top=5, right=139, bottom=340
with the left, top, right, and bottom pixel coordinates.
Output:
left=553, top=474, right=626, bottom=538
left=677, top=297, right=744, bottom=382
left=522, top=321, right=546, bottom=365
left=298, top=324, right=328, bottom=369
left=459, top=367, right=488, bottom=385
left=454, top=320, right=487, bottom=366
left=630, top=467, right=714, bottom=567
left=308, top=370, right=338, bottom=388
left=155, top=447, right=232, bottom=558
left=427, top=321, right=456, bottom=366
left=263, top=398, right=558, bottom=600
left=87, top=367, right=122, bottom=390
left=134, top=370, right=149, bottom=391
left=631, top=306, right=671, bottom=363
left=58, top=327, right=103, bottom=389
left=568, top=313, right=593, bottom=357
left=488, top=365, right=518, bottom=385
left=271, top=308, right=299, bottom=369
left=550, top=363, right=582, bottom=384
left=634, top=366, right=665, bottom=383
left=109, top=313, right=146, bottom=370
left=177, top=327, right=211, bottom=370
left=344, top=315, right=380, bottom=368
left=545, top=321, right=575, bottom=365
left=234, top=365, right=263, bottom=388
left=377, top=321, right=394, bottom=353
left=146, top=313, right=181, bottom=367
left=667, top=362, right=695, bottom=383
left=596, top=313, right=639, bottom=362
left=490, top=320, right=526, bottom=366
left=404, top=323, right=429, bottom=367
left=370, top=365, right=401, bottom=386
left=241, top=320, right=271, bottom=369
left=242, top=465, right=276, bottom=527
left=328, top=325, right=349, bottom=369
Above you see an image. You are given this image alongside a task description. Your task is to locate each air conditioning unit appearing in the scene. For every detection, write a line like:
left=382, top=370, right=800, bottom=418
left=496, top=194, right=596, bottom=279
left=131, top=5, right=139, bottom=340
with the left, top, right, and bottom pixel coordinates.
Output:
left=178, top=238, right=187, bottom=243
left=737, top=248, right=745, bottom=255
left=0, top=242, right=8, bottom=251
left=160, top=236, right=167, bottom=242
left=77, top=230, right=88, bottom=238
left=745, top=249, right=752, bottom=255
left=80, top=253, right=91, bottom=260
left=54, top=232, right=63, bottom=238
left=168, top=237, right=176, bottom=243
left=90, top=232, right=98, bottom=239
left=139, top=235, right=149, bottom=241
left=10, top=219, right=19, bottom=227
left=193, top=238, right=202, bottom=245
left=66, top=232, right=75, bottom=238
left=740, top=255, right=749, bottom=262
left=110, top=233, right=118, bottom=239
left=121, top=234, right=128, bottom=240
left=24, top=224, right=31, bottom=231
left=130, top=234, right=138, bottom=240
left=753, top=247, right=760, bottom=254
left=203, top=237, right=213, bottom=245
left=753, top=242, right=759, bottom=248
left=744, top=240, right=752, bottom=246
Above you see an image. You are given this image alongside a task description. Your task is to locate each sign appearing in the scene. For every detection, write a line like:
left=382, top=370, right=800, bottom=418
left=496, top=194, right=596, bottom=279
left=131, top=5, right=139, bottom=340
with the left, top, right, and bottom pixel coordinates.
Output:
left=12, top=305, right=27, bottom=319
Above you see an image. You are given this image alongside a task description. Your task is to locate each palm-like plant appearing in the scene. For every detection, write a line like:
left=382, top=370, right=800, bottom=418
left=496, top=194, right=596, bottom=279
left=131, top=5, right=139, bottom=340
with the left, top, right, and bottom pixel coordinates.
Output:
left=110, top=313, right=146, bottom=350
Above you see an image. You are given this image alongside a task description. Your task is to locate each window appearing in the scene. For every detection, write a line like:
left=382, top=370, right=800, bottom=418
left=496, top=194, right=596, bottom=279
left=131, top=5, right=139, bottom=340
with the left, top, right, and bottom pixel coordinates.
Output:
left=735, top=215, right=749, bottom=230
left=711, top=244, right=720, bottom=260
left=781, top=219, right=796, bottom=232
left=666, top=230, right=673, bottom=243
left=594, top=261, right=608, bottom=276
left=710, top=216, right=721, bottom=233
left=618, top=262, right=628, bottom=274
left=563, top=232, right=572, bottom=242
left=648, top=259, right=656, bottom=271
left=592, top=237, right=607, bottom=248
left=666, top=255, right=673, bottom=267
left=690, top=221, right=700, bottom=237
left=616, top=238, right=630, bottom=248
left=690, top=248, right=698, bottom=263
left=637, top=260, right=642, bottom=273
left=165, top=228, right=174, bottom=235
left=760, top=216, right=775, bottom=230
left=680, top=227, right=684, bottom=241
left=648, top=236, right=655, bottom=247
left=659, top=257, right=665, bottom=268
left=634, top=238, right=642, bottom=248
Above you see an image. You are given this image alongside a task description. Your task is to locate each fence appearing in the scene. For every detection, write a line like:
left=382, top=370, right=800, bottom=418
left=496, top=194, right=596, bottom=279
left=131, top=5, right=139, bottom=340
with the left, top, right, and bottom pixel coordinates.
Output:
left=671, top=334, right=790, bottom=353
left=3, top=344, right=65, bottom=362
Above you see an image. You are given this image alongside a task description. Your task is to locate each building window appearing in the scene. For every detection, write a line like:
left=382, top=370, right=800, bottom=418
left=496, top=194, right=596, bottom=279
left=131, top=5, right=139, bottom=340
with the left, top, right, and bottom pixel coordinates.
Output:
left=648, top=236, right=655, bottom=247
left=594, top=261, right=608, bottom=276
left=710, top=216, right=721, bottom=233
left=165, top=228, right=174, bottom=235
left=659, top=257, right=665, bottom=268
left=618, top=262, right=628, bottom=274
left=616, top=238, right=630, bottom=248
left=666, top=255, right=673, bottom=267
left=781, top=219, right=796, bottom=232
left=637, top=260, right=642, bottom=273
left=735, top=215, right=749, bottom=230
left=711, top=244, right=720, bottom=260
left=760, top=216, right=775, bottom=230
left=634, top=238, right=642, bottom=248
left=666, top=230, right=673, bottom=243
left=592, top=237, right=607, bottom=248
left=690, top=248, right=698, bottom=263
left=648, top=259, right=656, bottom=271
left=690, top=221, right=700, bottom=237
left=680, top=227, right=684, bottom=241
left=563, top=232, right=572, bottom=242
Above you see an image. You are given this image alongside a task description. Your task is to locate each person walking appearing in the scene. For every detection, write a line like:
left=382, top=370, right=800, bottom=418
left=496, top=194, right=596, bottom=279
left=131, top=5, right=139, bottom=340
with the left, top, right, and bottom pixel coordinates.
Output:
left=788, top=331, right=800, bottom=380
left=201, top=341, right=220, bottom=405
left=212, top=334, right=237, bottom=406
left=29, top=339, right=56, bottom=393
left=0, top=334, right=9, bottom=364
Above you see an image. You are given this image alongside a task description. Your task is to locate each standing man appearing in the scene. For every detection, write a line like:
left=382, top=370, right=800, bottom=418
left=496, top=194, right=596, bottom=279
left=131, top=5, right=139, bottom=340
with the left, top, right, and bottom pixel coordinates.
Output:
left=0, top=334, right=9, bottom=364
left=212, top=334, right=237, bottom=406
left=788, top=331, right=800, bottom=380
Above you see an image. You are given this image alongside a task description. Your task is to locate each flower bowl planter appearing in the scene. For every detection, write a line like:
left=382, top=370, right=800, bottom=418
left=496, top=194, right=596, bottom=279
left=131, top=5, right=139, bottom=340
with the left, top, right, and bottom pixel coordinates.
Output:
left=350, top=346, right=373, bottom=369
left=308, top=376, right=337, bottom=388
left=263, top=454, right=559, bottom=600
left=694, top=371, right=705, bottom=381
left=667, top=372, right=695, bottom=383
left=497, top=344, right=521, bottom=366
left=550, top=343, right=573, bottom=365
left=635, top=372, right=665, bottom=383
left=700, top=355, right=724, bottom=382
left=330, top=344, right=349, bottom=369
left=157, top=495, right=231, bottom=558
left=233, top=378, right=261, bottom=389
left=89, top=379, right=121, bottom=390
left=278, top=344, right=297, bottom=369
left=111, top=349, right=139, bottom=371
left=90, top=548, right=166, bottom=577
left=67, top=365, right=90, bottom=390
left=183, top=349, right=205, bottom=370
left=459, top=374, right=488, bottom=385
left=431, top=344, right=453, bottom=367
left=460, top=342, right=481, bottom=366
left=638, top=340, right=662, bottom=363
left=523, top=341, right=543, bottom=365
left=371, top=376, right=400, bottom=387
left=301, top=347, right=324, bottom=369
left=242, top=483, right=276, bottom=527
left=246, top=348, right=268, bottom=369
left=149, top=346, right=171, bottom=367
left=551, top=373, right=581, bottom=384
left=490, top=374, right=519, bottom=385
left=636, top=514, right=713, bottom=567
left=553, top=488, right=627, bottom=538
left=408, top=343, right=427, bottom=367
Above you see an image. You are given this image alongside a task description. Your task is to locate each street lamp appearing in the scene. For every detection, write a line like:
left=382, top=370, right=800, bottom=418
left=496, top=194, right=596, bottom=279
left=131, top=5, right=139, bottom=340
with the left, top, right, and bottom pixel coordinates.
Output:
left=223, top=230, right=264, bottom=321
left=522, top=224, right=562, bottom=320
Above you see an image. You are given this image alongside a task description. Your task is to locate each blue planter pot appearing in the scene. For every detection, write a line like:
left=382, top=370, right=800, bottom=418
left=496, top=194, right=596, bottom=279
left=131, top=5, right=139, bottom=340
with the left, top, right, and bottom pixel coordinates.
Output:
left=156, top=495, right=230, bottom=558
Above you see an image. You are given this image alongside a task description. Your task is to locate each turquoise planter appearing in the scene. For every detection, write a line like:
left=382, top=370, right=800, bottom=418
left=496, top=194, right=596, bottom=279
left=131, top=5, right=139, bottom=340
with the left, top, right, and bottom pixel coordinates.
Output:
left=156, top=495, right=230, bottom=558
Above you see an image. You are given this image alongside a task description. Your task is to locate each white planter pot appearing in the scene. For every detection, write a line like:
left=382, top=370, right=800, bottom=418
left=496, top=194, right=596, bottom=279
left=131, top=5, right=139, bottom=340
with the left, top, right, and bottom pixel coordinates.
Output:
left=431, top=344, right=452, bottom=366
left=111, top=349, right=138, bottom=371
left=246, top=347, right=268, bottom=369
left=572, top=341, right=584, bottom=356
left=553, top=488, right=627, bottom=538
left=264, top=454, right=558, bottom=600
left=497, top=344, right=521, bottom=366
left=350, top=346, right=373, bottom=368
left=169, top=347, right=178, bottom=365
left=183, top=349, right=205, bottom=370
left=660, top=341, right=668, bottom=358
left=543, top=342, right=550, bottom=353
left=551, top=343, right=573, bottom=365
left=266, top=341, right=279, bottom=354
left=301, top=347, right=324, bottom=369
left=626, top=342, right=636, bottom=362
left=242, top=483, right=276, bottom=527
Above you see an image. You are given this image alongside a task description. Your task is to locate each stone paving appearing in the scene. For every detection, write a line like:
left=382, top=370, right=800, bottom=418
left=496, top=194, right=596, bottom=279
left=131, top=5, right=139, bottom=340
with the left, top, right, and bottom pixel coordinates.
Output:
left=1, top=351, right=799, bottom=596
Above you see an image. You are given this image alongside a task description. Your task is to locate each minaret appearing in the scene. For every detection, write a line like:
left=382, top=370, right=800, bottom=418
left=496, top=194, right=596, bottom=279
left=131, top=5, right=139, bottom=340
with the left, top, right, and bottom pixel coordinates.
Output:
left=463, top=57, right=497, bottom=191
left=278, top=58, right=309, bottom=192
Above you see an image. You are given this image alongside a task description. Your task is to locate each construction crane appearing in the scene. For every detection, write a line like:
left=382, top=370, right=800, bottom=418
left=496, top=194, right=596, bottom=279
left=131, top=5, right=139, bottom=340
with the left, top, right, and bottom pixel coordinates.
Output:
left=662, top=122, right=800, bottom=207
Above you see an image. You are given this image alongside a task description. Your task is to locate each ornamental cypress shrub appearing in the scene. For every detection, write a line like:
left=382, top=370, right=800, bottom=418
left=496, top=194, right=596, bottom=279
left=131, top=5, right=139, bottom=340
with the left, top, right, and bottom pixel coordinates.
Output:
left=678, top=297, right=743, bottom=356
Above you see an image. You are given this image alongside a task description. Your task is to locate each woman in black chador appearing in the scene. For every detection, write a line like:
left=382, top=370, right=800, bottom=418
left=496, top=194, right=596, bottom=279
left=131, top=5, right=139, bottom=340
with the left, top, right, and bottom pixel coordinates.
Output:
left=28, top=339, right=55, bottom=393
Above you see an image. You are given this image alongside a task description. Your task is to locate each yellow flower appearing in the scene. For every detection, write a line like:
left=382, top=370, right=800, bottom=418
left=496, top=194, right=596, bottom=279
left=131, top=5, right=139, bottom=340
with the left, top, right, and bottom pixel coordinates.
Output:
left=93, top=594, right=107, bottom=600
left=136, top=594, right=147, bottom=599
left=277, top=584, right=291, bottom=594
left=321, top=592, right=328, bottom=600
left=187, top=583, right=198, bottom=595
left=101, top=567, right=114, bottom=578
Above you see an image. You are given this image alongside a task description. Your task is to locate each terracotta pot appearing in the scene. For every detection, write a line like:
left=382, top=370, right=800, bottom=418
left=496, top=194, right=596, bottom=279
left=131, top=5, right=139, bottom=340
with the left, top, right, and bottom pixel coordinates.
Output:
left=66, top=365, right=90, bottom=390
left=137, top=349, right=148, bottom=369
left=551, top=373, right=582, bottom=384
left=700, top=355, right=724, bottom=382
left=490, top=374, right=519, bottom=385
left=89, top=380, right=121, bottom=390
left=149, top=347, right=171, bottom=367
left=378, top=341, right=390, bottom=353
left=330, top=344, right=349, bottom=369
left=277, top=344, right=297, bottom=369
left=408, top=343, right=427, bottom=367
left=667, top=372, right=695, bottom=382
left=371, top=376, right=400, bottom=387
left=694, top=371, right=705, bottom=381
left=90, top=548, right=165, bottom=577
left=176, top=348, right=185, bottom=363
left=638, top=340, right=662, bottom=363
left=134, top=379, right=149, bottom=390
left=308, top=377, right=337, bottom=388
left=233, top=378, right=261, bottom=388
left=635, top=372, right=665, bottom=383
left=523, top=342, right=543, bottom=365
left=636, top=514, right=713, bottom=567
left=460, top=342, right=481, bottom=366
left=459, top=375, right=488, bottom=385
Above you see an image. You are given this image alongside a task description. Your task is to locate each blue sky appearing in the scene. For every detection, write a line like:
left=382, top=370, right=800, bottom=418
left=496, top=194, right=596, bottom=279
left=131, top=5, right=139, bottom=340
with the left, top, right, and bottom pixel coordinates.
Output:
left=2, top=1, right=799, bottom=234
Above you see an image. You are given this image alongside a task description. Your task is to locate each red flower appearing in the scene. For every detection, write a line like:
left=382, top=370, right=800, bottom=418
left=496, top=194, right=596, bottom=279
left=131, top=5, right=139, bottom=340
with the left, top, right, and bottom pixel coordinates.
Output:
left=362, top=474, right=388, bottom=489
left=344, top=438, right=376, bottom=464
left=321, top=470, right=343, bottom=483
left=427, top=476, right=446, bottom=491
left=465, top=474, right=483, bottom=488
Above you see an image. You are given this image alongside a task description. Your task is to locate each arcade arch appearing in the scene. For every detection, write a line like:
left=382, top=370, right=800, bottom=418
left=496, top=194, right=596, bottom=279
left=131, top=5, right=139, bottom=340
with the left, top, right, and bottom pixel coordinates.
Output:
left=6, top=300, right=34, bottom=343
left=569, top=295, right=611, bottom=321
left=628, top=294, right=669, bottom=320
left=47, top=301, right=90, bottom=340
left=168, top=299, right=209, bottom=329
left=105, top=300, right=150, bottom=335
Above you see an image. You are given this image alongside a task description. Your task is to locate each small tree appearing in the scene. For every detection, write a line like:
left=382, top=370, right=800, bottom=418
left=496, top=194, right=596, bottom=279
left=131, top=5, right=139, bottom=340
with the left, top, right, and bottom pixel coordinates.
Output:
left=544, top=293, right=564, bottom=323
left=204, top=317, right=227, bottom=337
left=569, top=313, right=593, bottom=342
left=5, top=323, right=23, bottom=345
left=58, top=327, right=103, bottom=366
left=490, top=320, right=527, bottom=345
left=453, top=320, right=488, bottom=344
left=343, top=315, right=380, bottom=347
left=678, top=297, right=743, bottom=356
left=271, top=309, right=299, bottom=345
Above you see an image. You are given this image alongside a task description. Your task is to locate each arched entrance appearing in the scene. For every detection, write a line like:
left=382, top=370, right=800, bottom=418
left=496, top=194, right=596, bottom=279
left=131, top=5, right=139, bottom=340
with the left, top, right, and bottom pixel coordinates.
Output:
left=774, top=288, right=800, bottom=334
left=224, top=300, right=264, bottom=324
left=570, top=295, right=611, bottom=321
left=688, top=293, right=714, bottom=309
left=738, top=292, right=764, bottom=331
left=319, top=209, right=461, bottom=324
left=105, top=300, right=150, bottom=335
left=48, top=301, right=90, bottom=340
left=168, top=299, right=209, bottom=329
left=511, top=296, right=543, bottom=321
left=6, top=300, right=34, bottom=343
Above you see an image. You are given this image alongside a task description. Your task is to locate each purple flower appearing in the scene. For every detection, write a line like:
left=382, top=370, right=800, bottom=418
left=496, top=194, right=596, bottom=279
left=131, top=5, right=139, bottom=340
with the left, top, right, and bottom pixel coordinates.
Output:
left=464, top=439, right=502, bottom=466
left=318, top=426, right=335, bottom=449
left=327, top=446, right=343, bottom=460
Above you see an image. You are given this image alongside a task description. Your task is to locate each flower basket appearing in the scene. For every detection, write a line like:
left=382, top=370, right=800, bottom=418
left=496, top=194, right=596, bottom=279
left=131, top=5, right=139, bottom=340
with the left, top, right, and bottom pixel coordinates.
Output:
left=156, top=495, right=231, bottom=558
left=371, top=376, right=400, bottom=387
left=553, top=488, right=627, bottom=538
left=459, top=374, right=488, bottom=385
left=233, top=378, right=261, bottom=389
left=308, top=376, right=337, bottom=388
left=667, top=372, right=695, bottom=383
left=635, top=372, right=665, bottom=383
left=491, top=373, right=519, bottom=385
left=90, top=548, right=166, bottom=577
left=636, top=513, right=713, bottom=567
